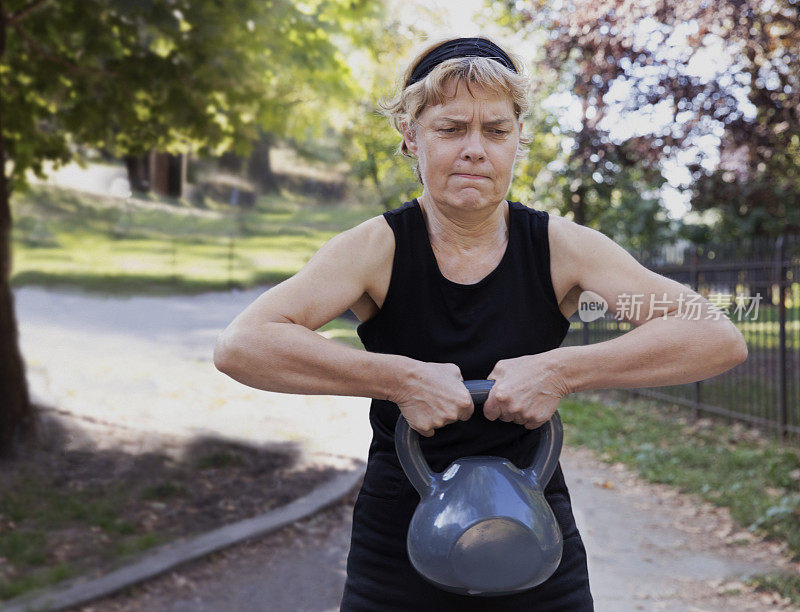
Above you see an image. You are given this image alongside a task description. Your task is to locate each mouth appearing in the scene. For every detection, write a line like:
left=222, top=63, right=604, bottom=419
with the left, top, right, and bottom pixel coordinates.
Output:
left=453, top=173, right=489, bottom=180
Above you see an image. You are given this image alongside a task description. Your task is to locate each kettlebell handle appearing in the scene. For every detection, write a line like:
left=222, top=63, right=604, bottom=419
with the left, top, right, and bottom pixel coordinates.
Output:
left=395, top=379, right=563, bottom=496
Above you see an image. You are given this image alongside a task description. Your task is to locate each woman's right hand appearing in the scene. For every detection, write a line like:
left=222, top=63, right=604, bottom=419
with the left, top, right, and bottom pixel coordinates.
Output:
left=391, top=361, right=474, bottom=437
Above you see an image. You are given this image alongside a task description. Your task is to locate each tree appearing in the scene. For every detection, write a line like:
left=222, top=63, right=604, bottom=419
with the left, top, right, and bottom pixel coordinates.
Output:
left=0, top=0, right=370, bottom=456
left=498, top=0, right=800, bottom=241
left=493, top=1, right=677, bottom=249
left=334, top=5, right=422, bottom=210
left=681, top=0, right=800, bottom=238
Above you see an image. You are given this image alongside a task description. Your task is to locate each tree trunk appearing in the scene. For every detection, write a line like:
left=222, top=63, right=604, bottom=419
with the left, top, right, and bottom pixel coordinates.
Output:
left=124, top=154, right=150, bottom=193
left=247, top=131, right=278, bottom=193
left=0, top=7, right=35, bottom=458
left=574, top=184, right=586, bottom=226
left=150, top=151, right=183, bottom=198
left=363, top=141, right=389, bottom=210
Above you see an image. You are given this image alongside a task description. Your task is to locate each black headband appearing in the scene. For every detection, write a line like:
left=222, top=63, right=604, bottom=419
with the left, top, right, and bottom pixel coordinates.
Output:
left=407, top=38, right=517, bottom=86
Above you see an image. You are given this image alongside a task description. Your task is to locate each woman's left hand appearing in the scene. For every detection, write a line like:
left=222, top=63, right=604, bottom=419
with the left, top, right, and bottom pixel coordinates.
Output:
left=483, top=352, right=571, bottom=429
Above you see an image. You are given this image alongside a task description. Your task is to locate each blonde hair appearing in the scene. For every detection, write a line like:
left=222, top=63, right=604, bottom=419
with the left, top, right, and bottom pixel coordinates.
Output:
left=380, top=37, right=531, bottom=178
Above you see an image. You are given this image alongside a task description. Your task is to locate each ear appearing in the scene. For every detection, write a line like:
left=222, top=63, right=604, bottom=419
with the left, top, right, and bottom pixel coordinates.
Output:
left=402, top=121, right=419, bottom=156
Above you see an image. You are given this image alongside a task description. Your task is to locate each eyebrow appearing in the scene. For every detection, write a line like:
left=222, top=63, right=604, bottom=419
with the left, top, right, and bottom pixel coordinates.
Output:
left=434, top=117, right=515, bottom=127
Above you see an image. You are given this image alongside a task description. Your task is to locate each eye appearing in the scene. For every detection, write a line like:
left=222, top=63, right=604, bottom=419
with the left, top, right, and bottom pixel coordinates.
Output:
left=488, top=129, right=509, bottom=137
left=437, top=126, right=464, bottom=135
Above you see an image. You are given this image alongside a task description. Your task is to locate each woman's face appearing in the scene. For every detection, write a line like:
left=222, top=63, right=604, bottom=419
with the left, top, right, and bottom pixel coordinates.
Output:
left=404, top=80, right=521, bottom=212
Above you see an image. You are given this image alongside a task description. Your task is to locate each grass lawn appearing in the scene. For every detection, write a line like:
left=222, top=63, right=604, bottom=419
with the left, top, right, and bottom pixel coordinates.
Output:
left=11, top=184, right=383, bottom=294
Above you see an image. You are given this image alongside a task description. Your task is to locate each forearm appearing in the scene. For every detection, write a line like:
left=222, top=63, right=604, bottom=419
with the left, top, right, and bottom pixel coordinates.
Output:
left=214, top=321, right=413, bottom=401
left=551, top=316, right=748, bottom=394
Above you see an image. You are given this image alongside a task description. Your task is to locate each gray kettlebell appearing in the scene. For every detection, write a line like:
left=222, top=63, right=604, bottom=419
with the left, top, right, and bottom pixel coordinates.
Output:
left=394, top=379, right=564, bottom=596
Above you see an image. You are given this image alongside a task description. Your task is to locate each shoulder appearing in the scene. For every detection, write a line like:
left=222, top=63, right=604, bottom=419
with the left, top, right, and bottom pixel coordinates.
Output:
left=335, top=200, right=415, bottom=250
left=314, top=212, right=397, bottom=300
left=546, top=212, right=578, bottom=246
left=529, top=210, right=598, bottom=293
left=324, top=213, right=394, bottom=266
left=547, top=213, right=632, bottom=263
left=512, top=203, right=584, bottom=252
left=546, top=212, right=645, bottom=291
left=341, top=200, right=419, bottom=260
left=547, top=212, right=611, bottom=258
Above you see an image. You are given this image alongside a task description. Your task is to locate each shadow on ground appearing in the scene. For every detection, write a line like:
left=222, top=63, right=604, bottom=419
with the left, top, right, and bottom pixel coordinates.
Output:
left=0, top=406, right=345, bottom=603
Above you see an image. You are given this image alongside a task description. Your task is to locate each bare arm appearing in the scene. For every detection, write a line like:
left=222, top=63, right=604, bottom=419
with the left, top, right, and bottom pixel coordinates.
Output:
left=213, top=216, right=472, bottom=436
left=547, top=217, right=748, bottom=393
left=214, top=216, right=410, bottom=400
left=483, top=216, right=748, bottom=428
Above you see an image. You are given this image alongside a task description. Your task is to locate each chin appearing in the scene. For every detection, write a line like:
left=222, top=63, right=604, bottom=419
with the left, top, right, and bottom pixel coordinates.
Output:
left=449, top=190, right=496, bottom=209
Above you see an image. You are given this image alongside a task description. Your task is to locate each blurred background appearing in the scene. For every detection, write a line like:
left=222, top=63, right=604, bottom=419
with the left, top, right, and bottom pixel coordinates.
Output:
left=0, top=0, right=799, bottom=609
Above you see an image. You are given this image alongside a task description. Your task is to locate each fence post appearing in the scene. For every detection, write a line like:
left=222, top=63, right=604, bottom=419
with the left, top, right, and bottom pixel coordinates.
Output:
left=226, top=191, right=244, bottom=290
left=690, top=247, right=701, bottom=420
left=776, top=233, right=788, bottom=442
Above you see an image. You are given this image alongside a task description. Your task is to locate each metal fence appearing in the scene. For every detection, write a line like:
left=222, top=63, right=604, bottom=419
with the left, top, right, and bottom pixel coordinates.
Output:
left=562, top=233, right=800, bottom=444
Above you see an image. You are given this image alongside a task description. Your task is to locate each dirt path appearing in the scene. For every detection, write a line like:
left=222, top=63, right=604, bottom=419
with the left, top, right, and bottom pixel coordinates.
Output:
left=15, top=287, right=800, bottom=611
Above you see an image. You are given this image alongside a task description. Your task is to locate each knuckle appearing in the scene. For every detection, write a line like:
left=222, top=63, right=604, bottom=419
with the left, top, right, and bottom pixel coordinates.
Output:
left=494, top=390, right=509, bottom=403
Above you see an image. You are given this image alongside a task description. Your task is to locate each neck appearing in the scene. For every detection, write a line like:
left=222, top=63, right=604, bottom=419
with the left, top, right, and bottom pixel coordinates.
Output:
left=417, top=192, right=509, bottom=253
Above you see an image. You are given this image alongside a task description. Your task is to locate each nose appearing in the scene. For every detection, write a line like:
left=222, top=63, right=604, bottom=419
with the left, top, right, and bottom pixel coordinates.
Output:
left=460, top=129, right=487, bottom=162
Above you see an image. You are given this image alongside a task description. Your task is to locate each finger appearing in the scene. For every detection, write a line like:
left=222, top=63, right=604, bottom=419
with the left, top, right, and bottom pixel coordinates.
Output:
left=448, top=363, right=463, bottom=379
left=458, top=395, right=474, bottom=421
left=483, top=399, right=498, bottom=421
left=436, top=406, right=459, bottom=427
left=483, top=388, right=499, bottom=420
left=487, top=361, right=504, bottom=378
left=417, top=427, right=435, bottom=437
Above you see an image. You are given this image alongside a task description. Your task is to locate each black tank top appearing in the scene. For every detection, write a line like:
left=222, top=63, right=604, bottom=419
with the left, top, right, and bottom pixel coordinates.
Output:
left=356, top=198, right=571, bottom=472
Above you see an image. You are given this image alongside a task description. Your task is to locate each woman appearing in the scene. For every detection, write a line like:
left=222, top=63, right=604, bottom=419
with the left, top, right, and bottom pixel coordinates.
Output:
left=214, top=37, right=748, bottom=611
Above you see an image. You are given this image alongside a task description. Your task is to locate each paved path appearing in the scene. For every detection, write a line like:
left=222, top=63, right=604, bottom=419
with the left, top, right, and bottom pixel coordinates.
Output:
left=81, top=448, right=799, bottom=612
left=16, top=286, right=372, bottom=464
left=14, top=287, right=800, bottom=611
